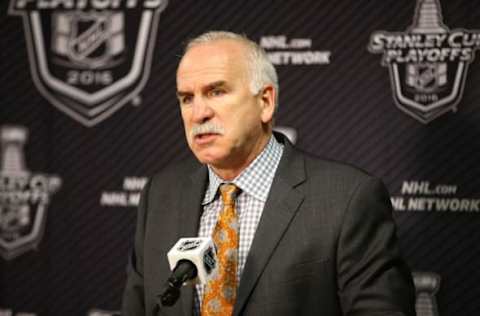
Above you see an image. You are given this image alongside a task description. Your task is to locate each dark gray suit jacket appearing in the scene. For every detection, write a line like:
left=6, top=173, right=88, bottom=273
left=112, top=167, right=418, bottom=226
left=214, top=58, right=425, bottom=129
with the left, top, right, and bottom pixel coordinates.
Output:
left=122, top=134, right=416, bottom=316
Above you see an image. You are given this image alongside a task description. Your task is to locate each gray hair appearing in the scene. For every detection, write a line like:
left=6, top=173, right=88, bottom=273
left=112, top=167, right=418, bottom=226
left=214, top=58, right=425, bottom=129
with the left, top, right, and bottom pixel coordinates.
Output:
left=184, top=31, right=279, bottom=109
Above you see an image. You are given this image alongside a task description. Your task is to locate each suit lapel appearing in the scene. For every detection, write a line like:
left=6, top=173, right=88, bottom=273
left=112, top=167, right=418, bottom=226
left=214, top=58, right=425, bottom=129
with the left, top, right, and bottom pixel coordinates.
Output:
left=233, top=141, right=306, bottom=316
left=178, top=164, right=207, bottom=316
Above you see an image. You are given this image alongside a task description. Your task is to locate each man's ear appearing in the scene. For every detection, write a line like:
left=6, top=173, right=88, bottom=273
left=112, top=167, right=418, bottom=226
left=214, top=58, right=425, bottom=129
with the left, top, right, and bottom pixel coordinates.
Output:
left=259, top=85, right=276, bottom=124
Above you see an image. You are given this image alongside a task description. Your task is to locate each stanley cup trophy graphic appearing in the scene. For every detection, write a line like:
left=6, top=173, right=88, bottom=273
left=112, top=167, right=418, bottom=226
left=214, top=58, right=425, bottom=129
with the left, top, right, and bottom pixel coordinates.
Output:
left=0, top=125, right=61, bottom=260
left=1, top=126, right=29, bottom=175
left=413, top=272, right=441, bottom=316
left=406, top=0, right=447, bottom=94
left=0, top=126, right=31, bottom=238
left=410, top=0, right=447, bottom=34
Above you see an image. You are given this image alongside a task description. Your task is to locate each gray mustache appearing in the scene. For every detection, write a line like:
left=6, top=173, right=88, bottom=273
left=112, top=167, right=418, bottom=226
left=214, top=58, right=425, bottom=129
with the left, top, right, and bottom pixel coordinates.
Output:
left=191, top=123, right=225, bottom=137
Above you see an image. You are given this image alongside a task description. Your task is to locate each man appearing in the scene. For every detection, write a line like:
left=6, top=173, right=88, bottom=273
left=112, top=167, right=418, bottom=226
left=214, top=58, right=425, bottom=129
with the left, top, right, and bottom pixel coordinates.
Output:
left=122, top=31, right=416, bottom=316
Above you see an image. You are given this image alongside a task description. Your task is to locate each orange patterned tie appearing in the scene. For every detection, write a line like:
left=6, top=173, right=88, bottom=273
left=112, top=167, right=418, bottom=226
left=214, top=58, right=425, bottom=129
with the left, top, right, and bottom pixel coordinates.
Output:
left=201, top=183, right=240, bottom=316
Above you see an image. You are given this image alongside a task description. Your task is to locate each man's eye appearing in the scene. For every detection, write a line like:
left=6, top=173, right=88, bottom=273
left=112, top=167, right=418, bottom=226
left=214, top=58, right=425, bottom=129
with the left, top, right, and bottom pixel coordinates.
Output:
left=209, top=89, right=225, bottom=97
left=181, top=96, right=193, bottom=104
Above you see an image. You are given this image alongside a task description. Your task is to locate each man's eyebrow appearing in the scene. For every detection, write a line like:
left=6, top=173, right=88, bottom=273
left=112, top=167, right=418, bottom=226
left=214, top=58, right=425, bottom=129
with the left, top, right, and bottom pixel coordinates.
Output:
left=176, top=90, right=191, bottom=98
left=205, top=81, right=227, bottom=90
left=176, top=81, right=228, bottom=98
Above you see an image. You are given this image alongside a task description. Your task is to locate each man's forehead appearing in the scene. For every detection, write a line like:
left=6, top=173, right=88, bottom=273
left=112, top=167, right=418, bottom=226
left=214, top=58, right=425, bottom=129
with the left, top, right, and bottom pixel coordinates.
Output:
left=180, top=40, right=249, bottom=69
left=176, top=63, right=231, bottom=90
left=176, top=40, right=249, bottom=88
left=185, top=39, right=246, bottom=58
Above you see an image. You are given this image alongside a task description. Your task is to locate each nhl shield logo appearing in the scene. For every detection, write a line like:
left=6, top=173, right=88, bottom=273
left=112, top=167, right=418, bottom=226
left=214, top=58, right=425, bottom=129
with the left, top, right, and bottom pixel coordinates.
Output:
left=0, top=126, right=61, bottom=260
left=9, top=0, right=168, bottom=127
left=368, top=0, right=480, bottom=123
left=62, top=11, right=120, bottom=68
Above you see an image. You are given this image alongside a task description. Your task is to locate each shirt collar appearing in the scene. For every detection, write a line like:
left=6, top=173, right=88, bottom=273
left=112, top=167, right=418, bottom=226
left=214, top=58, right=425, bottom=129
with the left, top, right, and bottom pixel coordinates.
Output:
left=202, top=135, right=284, bottom=204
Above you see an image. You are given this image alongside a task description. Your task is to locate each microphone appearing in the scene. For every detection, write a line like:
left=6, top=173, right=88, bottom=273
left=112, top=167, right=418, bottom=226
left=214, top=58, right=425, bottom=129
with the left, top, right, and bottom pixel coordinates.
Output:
left=160, top=237, right=217, bottom=306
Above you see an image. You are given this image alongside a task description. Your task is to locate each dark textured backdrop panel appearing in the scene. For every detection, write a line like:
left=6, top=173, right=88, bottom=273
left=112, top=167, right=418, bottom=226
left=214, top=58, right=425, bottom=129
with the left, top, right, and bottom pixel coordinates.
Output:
left=1, top=0, right=479, bottom=315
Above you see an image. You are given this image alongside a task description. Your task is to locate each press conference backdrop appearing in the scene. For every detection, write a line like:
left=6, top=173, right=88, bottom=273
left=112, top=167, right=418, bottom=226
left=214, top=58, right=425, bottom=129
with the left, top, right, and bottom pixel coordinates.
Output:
left=1, top=0, right=479, bottom=315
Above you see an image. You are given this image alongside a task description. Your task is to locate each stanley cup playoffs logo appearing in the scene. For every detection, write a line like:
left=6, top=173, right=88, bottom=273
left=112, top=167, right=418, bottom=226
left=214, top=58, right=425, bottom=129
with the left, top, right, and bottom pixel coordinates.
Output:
left=9, top=0, right=168, bottom=127
left=368, top=0, right=480, bottom=123
left=0, top=126, right=61, bottom=260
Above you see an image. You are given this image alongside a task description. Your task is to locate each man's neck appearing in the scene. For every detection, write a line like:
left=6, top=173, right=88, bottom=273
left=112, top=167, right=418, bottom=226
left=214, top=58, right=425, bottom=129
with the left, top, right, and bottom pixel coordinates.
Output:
left=210, top=134, right=272, bottom=181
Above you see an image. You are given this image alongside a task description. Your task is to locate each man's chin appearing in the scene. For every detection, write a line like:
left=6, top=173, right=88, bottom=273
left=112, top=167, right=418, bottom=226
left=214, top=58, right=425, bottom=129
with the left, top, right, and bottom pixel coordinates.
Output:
left=191, top=150, right=223, bottom=166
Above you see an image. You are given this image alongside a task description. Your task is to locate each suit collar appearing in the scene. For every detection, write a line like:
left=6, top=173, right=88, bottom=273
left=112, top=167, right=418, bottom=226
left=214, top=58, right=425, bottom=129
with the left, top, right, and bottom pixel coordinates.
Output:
left=233, top=133, right=306, bottom=316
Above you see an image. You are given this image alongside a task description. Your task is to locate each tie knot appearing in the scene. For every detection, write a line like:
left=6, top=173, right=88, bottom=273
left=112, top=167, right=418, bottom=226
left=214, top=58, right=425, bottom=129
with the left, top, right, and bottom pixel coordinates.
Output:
left=219, top=183, right=239, bottom=206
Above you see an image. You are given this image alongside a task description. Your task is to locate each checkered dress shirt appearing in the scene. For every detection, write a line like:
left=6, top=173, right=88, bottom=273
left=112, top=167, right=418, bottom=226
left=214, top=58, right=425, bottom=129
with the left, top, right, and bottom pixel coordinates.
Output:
left=194, top=136, right=284, bottom=315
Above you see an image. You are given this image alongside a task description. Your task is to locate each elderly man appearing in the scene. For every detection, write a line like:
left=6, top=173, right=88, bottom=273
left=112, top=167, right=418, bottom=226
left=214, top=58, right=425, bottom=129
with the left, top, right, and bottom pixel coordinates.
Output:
left=122, top=31, right=416, bottom=316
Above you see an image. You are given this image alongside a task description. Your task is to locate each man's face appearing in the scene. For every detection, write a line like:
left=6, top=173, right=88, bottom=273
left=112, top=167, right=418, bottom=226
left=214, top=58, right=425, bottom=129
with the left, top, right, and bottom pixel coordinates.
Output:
left=176, top=40, right=275, bottom=174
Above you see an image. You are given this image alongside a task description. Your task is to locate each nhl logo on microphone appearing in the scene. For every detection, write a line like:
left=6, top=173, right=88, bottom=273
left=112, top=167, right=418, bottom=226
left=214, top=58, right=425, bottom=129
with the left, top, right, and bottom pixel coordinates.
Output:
left=167, top=238, right=218, bottom=284
left=203, top=246, right=216, bottom=273
left=177, top=239, right=202, bottom=252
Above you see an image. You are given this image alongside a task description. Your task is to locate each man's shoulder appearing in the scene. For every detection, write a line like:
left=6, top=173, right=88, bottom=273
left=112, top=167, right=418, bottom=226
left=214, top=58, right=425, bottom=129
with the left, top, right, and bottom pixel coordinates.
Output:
left=291, top=146, right=371, bottom=177
left=291, top=149, right=391, bottom=212
left=276, top=133, right=376, bottom=186
left=293, top=148, right=378, bottom=187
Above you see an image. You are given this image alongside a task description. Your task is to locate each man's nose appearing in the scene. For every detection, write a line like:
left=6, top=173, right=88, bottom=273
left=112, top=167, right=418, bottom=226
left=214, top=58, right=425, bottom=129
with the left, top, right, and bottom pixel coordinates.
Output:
left=191, top=97, right=214, bottom=123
